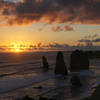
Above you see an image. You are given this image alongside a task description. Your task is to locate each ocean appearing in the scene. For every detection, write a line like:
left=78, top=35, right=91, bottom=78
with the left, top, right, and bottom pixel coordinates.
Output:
left=0, top=51, right=99, bottom=100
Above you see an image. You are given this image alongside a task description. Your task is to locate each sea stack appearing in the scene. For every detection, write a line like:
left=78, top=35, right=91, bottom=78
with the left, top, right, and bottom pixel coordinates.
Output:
left=70, top=76, right=82, bottom=87
left=70, top=50, right=89, bottom=71
left=54, top=51, right=68, bottom=75
left=42, top=56, right=49, bottom=69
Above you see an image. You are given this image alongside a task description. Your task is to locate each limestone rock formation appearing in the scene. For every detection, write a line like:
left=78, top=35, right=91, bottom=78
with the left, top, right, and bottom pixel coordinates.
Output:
left=42, top=56, right=49, bottom=69
left=54, top=51, right=68, bottom=75
left=70, top=50, right=89, bottom=71
left=70, top=76, right=82, bottom=87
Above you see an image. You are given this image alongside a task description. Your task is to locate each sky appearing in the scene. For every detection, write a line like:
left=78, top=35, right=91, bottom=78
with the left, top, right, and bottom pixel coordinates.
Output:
left=0, top=0, right=100, bottom=52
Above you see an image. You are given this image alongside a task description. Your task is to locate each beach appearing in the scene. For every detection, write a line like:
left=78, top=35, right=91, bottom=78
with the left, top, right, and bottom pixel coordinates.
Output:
left=83, top=84, right=100, bottom=100
left=0, top=52, right=99, bottom=100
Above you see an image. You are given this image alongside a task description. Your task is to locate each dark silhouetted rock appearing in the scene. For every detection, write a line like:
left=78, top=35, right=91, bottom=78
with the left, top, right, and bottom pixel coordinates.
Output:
left=15, top=96, right=35, bottom=100
left=23, top=96, right=35, bottom=100
left=42, top=56, right=49, bottom=69
left=54, top=51, right=68, bottom=75
left=39, top=96, right=48, bottom=100
left=70, top=76, right=82, bottom=87
left=70, top=50, right=89, bottom=71
left=49, top=98, right=56, bottom=100
left=33, top=85, right=43, bottom=89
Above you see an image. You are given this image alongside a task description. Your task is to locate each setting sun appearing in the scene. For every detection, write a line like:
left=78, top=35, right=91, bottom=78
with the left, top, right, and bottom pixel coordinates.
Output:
left=10, top=48, right=21, bottom=53
left=15, top=48, right=20, bottom=52
left=9, top=44, right=22, bottom=53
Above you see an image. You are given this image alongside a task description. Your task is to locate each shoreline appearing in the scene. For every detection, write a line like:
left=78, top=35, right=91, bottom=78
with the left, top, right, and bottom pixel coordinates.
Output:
left=83, top=84, right=100, bottom=100
left=0, top=69, right=99, bottom=100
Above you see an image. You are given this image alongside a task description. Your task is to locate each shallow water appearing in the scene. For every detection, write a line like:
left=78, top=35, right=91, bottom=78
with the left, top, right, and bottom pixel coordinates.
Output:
left=0, top=52, right=99, bottom=100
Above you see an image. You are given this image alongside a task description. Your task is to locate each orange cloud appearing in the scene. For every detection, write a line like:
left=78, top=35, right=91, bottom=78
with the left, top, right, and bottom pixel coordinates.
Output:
left=0, top=0, right=100, bottom=26
left=51, top=25, right=74, bottom=32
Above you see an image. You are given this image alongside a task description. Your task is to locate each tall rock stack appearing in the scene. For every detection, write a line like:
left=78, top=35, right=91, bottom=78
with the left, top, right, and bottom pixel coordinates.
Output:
left=42, top=56, right=49, bottom=69
left=82, top=52, right=89, bottom=69
left=70, top=50, right=89, bottom=71
left=55, top=51, right=68, bottom=75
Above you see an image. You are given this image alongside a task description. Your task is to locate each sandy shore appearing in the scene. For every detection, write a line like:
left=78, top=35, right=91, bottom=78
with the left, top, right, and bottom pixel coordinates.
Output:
left=83, top=84, right=100, bottom=100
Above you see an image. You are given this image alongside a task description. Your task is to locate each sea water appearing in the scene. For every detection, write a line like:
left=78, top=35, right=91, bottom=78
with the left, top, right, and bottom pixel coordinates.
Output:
left=0, top=51, right=99, bottom=100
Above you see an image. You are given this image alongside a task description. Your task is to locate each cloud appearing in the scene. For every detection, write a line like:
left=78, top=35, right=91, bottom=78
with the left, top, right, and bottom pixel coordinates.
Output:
left=78, top=34, right=100, bottom=47
left=51, top=25, right=74, bottom=32
left=27, top=42, right=100, bottom=51
left=78, top=39, right=92, bottom=43
left=0, top=0, right=100, bottom=26
left=51, top=26, right=63, bottom=32
left=84, top=34, right=99, bottom=39
left=92, top=38, right=100, bottom=42
left=78, top=39, right=93, bottom=47
left=64, top=25, right=74, bottom=31
left=78, top=34, right=100, bottom=42
left=0, top=41, right=100, bottom=52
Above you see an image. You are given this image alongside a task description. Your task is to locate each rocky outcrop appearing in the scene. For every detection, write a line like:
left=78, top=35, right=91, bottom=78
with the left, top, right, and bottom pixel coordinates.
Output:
left=42, top=56, right=49, bottom=69
left=70, top=76, right=82, bottom=87
left=70, top=50, right=89, bottom=71
left=54, top=51, right=68, bottom=75
left=15, top=96, right=35, bottom=100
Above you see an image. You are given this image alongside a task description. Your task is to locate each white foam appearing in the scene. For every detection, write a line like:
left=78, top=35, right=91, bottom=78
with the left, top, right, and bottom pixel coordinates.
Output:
left=69, top=70, right=95, bottom=76
left=0, top=73, right=54, bottom=95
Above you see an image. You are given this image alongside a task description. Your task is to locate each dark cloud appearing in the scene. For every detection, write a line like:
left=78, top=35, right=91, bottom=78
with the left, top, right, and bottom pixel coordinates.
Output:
left=26, top=42, right=100, bottom=51
left=92, top=38, right=100, bottom=42
left=27, top=42, right=100, bottom=51
left=78, top=34, right=100, bottom=43
left=78, top=34, right=100, bottom=47
left=78, top=39, right=92, bottom=43
left=0, top=0, right=100, bottom=26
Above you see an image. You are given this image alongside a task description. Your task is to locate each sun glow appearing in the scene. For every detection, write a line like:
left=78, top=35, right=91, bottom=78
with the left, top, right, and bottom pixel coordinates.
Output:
left=14, top=48, right=21, bottom=52
left=4, top=41, right=34, bottom=53
left=10, top=44, right=23, bottom=53
left=11, top=47, right=21, bottom=53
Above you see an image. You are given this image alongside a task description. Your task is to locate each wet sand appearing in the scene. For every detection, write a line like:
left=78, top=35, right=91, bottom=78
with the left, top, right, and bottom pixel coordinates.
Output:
left=83, top=84, right=100, bottom=100
left=0, top=75, right=96, bottom=100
